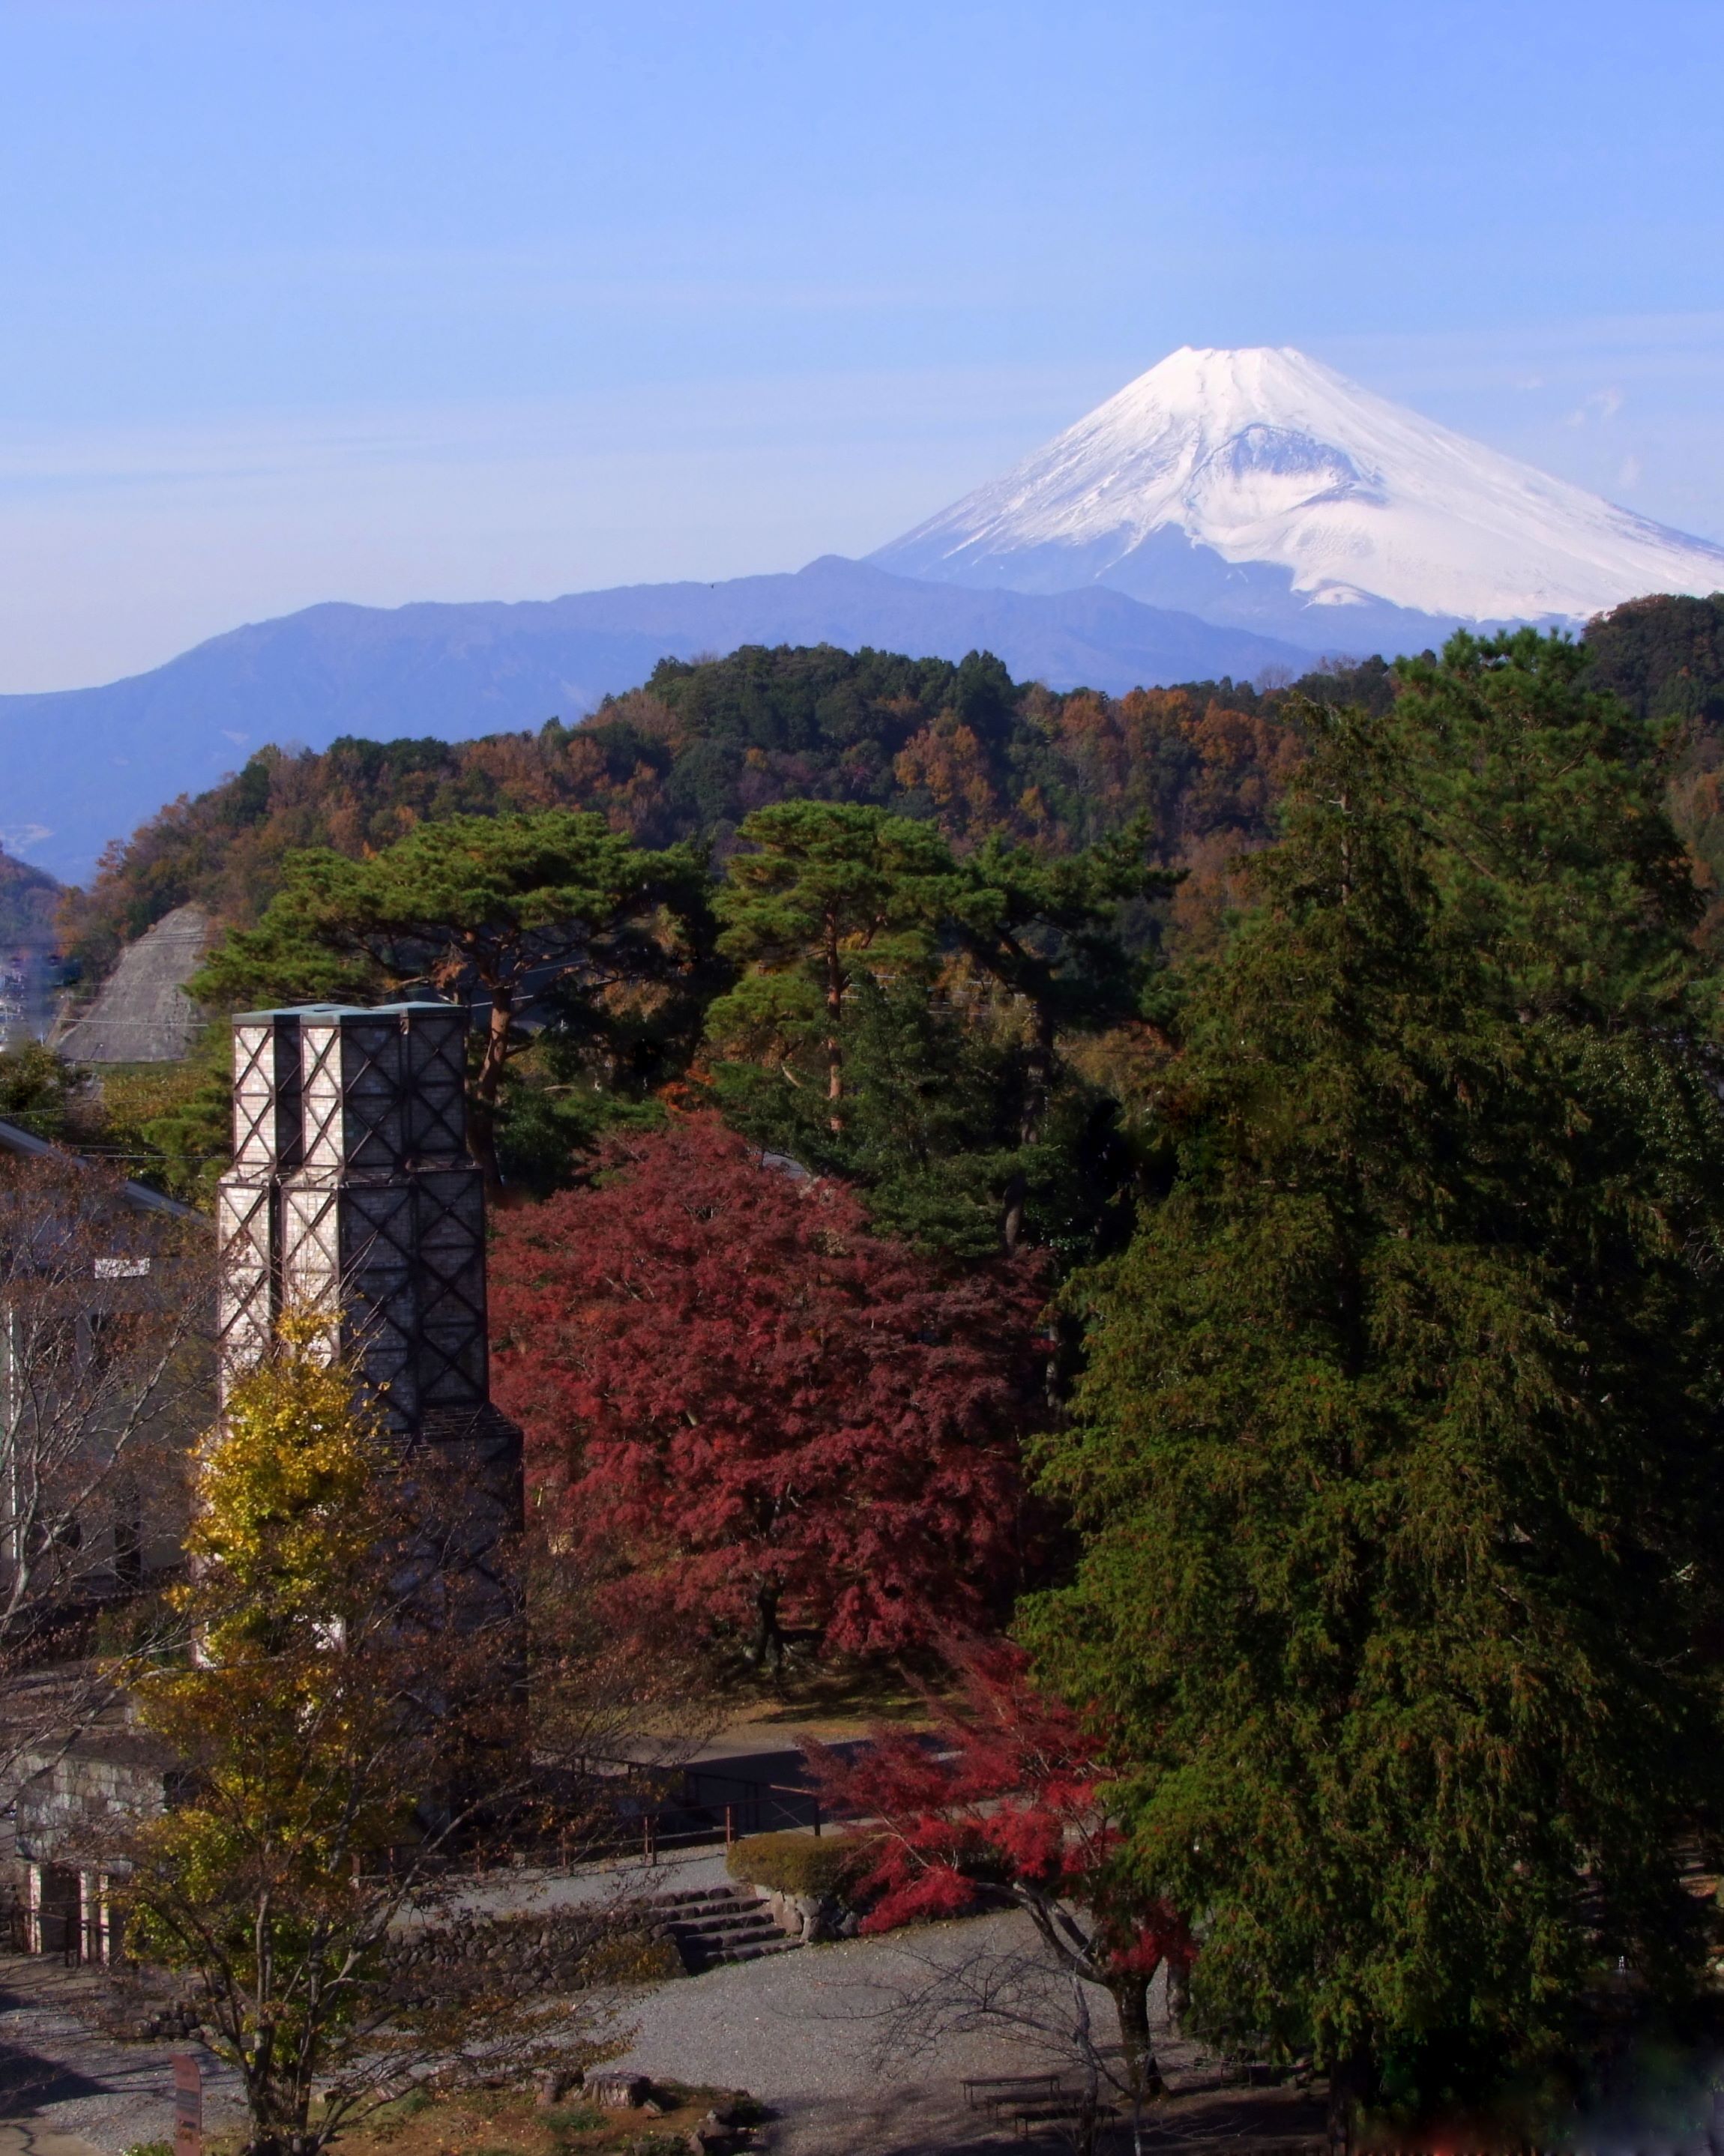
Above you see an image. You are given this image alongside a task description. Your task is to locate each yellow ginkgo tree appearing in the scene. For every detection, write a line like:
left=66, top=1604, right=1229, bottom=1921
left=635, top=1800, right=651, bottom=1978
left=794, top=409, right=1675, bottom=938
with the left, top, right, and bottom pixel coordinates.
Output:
left=112, top=1315, right=654, bottom=2156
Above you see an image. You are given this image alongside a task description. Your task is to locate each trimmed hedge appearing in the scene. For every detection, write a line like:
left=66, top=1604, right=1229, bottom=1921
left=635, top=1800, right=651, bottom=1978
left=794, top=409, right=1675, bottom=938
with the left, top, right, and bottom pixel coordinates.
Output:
left=725, top=1830, right=869, bottom=1899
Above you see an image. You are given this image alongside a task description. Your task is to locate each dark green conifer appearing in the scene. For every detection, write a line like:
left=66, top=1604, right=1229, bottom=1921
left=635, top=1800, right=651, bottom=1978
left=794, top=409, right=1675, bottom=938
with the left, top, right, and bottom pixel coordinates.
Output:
left=1027, top=632, right=1724, bottom=2122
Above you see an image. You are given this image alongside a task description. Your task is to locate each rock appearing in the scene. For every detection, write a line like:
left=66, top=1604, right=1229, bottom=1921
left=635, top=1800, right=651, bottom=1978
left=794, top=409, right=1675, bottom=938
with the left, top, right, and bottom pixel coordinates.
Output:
left=786, top=1891, right=846, bottom=1944
left=585, top=2071, right=651, bottom=2110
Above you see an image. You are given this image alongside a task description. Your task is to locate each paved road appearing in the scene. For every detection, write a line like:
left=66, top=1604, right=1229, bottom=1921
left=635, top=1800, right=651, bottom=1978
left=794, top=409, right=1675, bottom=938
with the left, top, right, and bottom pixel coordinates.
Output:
left=607, top=1909, right=1088, bottom=2155
left=600, top=1910, right=1325, bottom=2156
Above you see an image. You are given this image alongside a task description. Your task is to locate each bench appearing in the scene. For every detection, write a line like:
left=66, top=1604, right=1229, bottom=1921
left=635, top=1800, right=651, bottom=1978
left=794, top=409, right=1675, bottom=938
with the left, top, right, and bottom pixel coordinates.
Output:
left=961, top=2074, right=1064, bottom=2110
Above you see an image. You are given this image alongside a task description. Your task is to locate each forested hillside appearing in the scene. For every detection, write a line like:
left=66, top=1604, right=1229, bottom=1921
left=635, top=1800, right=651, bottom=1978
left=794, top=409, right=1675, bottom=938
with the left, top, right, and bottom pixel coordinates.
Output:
left=36, top=600, right=1724, bottom=1222
left=0, top=849, right=61, bottom=945
left=58, top=644, right=1393, bottom=973
left=63, top=597, right=1724, bottom=983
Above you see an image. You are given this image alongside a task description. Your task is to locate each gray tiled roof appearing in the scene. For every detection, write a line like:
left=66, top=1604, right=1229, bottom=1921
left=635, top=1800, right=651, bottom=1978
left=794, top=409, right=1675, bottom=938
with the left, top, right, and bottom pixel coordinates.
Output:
left=0, top=1116, right=204, bottom=1220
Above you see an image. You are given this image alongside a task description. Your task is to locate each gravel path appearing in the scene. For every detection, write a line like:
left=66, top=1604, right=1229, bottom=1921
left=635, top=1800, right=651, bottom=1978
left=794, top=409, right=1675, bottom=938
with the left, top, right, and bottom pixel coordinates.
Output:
left=0, top=1917, right=1103, bottom=2156
left=606, top=1909, right=1180, bottom=2156
left=0, top=1911, right=1323, bottom=2156
left=0, top=1960, right=247, bottom=2156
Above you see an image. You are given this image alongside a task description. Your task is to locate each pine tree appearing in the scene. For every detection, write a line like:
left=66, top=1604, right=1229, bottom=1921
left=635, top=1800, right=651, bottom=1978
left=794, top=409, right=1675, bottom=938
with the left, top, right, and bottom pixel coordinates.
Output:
left=710, top=809, right=1160, bottom=1257
left=707, top=800, right=961, bottom=1130
left=716, top=970, right=1130, bottom=1263
left=191, top=810, right=711, bottom=1190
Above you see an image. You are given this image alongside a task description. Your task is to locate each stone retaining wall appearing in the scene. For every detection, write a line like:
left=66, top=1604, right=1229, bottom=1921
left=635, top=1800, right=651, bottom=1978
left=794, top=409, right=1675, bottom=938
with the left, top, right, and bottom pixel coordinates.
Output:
left=383, top=1903, right=679, bottom=2006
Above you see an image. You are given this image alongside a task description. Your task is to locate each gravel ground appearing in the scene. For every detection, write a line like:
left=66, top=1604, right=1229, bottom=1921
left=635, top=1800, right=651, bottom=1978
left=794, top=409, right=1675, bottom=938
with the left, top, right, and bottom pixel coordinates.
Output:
left=0, top=1915, right=1129, bottom=2156
left=604, top=1909, right=1203, bottom=2156
left=0, top=1960, right=247, bottom=2156
left=53, top=905, right=208, bottom=1063
left=0, top=1906, right=1323, bottom=2156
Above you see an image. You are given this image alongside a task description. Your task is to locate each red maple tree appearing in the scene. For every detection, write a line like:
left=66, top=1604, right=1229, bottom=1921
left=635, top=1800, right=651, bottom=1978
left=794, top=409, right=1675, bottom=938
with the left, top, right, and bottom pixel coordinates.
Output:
left=810, top=1643, right=1193, bottom=2106
left=489, top=1117, right=1046, bottom=1666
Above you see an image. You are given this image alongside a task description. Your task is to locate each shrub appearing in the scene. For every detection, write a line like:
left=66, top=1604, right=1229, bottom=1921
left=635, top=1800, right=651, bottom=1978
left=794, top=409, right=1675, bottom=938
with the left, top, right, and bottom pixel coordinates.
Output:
left=726, top=1830, right=869, bottom=1899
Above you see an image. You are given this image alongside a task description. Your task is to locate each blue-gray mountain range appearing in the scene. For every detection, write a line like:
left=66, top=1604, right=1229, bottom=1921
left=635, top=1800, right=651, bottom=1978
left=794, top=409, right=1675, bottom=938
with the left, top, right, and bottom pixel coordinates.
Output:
left=12, top=342, right=1718, bottom=890
left=0, top=557, right=1346, bottom=888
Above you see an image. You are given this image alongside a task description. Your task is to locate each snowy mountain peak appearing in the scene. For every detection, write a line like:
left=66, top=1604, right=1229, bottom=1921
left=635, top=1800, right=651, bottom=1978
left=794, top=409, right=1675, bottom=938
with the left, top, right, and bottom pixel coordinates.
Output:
left=872, top=345, right=1724, bottom=635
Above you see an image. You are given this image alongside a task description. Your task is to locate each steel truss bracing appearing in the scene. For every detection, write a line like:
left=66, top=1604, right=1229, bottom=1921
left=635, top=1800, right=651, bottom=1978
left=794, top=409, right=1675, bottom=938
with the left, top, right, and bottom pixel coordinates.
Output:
left=214, top=1003, right=522, bottom=1613
left=217, top=1005, right=488, bottom=1420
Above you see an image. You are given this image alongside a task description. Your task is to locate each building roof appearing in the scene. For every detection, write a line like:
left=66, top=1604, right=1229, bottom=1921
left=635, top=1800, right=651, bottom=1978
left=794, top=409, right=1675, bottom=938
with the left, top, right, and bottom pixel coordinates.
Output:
left=0, top=1117, right=204, bottom=1221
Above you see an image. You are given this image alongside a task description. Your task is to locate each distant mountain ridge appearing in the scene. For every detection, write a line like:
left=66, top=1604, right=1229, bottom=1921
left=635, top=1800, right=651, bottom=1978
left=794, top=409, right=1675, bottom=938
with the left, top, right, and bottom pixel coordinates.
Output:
left=0, top=556, right=1312, bottom=886
left=0, top=848, right=60, bottom=944
left=12, top=345, right=1723, bottom=890
left=872, top=346, right=1724, bottom=644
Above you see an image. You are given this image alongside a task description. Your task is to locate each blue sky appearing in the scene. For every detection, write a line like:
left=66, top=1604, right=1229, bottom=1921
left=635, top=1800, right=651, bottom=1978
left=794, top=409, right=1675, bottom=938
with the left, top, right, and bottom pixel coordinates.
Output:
left=2, top=0, right=1723, bottom=689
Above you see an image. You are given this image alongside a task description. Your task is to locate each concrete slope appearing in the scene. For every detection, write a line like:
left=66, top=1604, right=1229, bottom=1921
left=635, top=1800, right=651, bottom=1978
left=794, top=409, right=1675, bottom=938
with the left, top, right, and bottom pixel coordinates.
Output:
left=55, top=906, right=209, bottom=1064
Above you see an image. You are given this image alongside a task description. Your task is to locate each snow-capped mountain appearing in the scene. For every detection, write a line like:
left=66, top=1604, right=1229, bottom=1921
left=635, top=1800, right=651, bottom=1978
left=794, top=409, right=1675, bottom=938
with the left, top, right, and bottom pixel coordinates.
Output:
left=871, top=346, right=1724, bottom=648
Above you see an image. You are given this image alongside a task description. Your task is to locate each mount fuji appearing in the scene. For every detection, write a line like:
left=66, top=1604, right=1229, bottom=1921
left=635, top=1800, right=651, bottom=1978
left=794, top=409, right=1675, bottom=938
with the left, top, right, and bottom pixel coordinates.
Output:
left=871, top=346, right=1724, bottom=651
left=10, top=345, right=1724, bottom=887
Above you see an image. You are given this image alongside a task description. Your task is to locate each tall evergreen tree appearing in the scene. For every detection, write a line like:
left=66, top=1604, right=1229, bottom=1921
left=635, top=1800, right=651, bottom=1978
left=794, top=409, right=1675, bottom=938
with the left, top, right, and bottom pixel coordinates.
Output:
left=711, top=808, right=1161, bottom=1256
left=716, top=970, right=1130, bottom=1263
left=1026, top=632, right=1724, bottom=2126
left=707, top=800, right=960, bottom=1130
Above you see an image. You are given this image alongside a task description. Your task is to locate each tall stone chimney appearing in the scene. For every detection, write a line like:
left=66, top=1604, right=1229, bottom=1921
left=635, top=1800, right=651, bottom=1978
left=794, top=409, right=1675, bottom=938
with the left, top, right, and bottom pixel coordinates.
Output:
left=215, top=1002, right=522, bottom=1607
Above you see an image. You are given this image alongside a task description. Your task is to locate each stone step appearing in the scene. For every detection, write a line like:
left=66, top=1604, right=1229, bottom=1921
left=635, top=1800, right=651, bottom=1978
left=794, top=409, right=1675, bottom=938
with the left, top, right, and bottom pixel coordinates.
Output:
left=672, top=1906, right=781, bottom=1934
left=651, top=1882, right=803, bottom=1972
left=687, top=1935, right=786, bottom=1960
left=675, top=1914, right=785, bottom=1945
left=678, top=1932, right=801, bottom=1971
left=721, top=1936, right=802, bottom=1963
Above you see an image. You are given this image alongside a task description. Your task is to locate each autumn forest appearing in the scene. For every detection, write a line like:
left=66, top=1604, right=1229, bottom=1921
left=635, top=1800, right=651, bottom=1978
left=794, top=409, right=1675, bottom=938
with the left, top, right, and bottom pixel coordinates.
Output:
left=9, top=591, right=1724, bottom=2131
